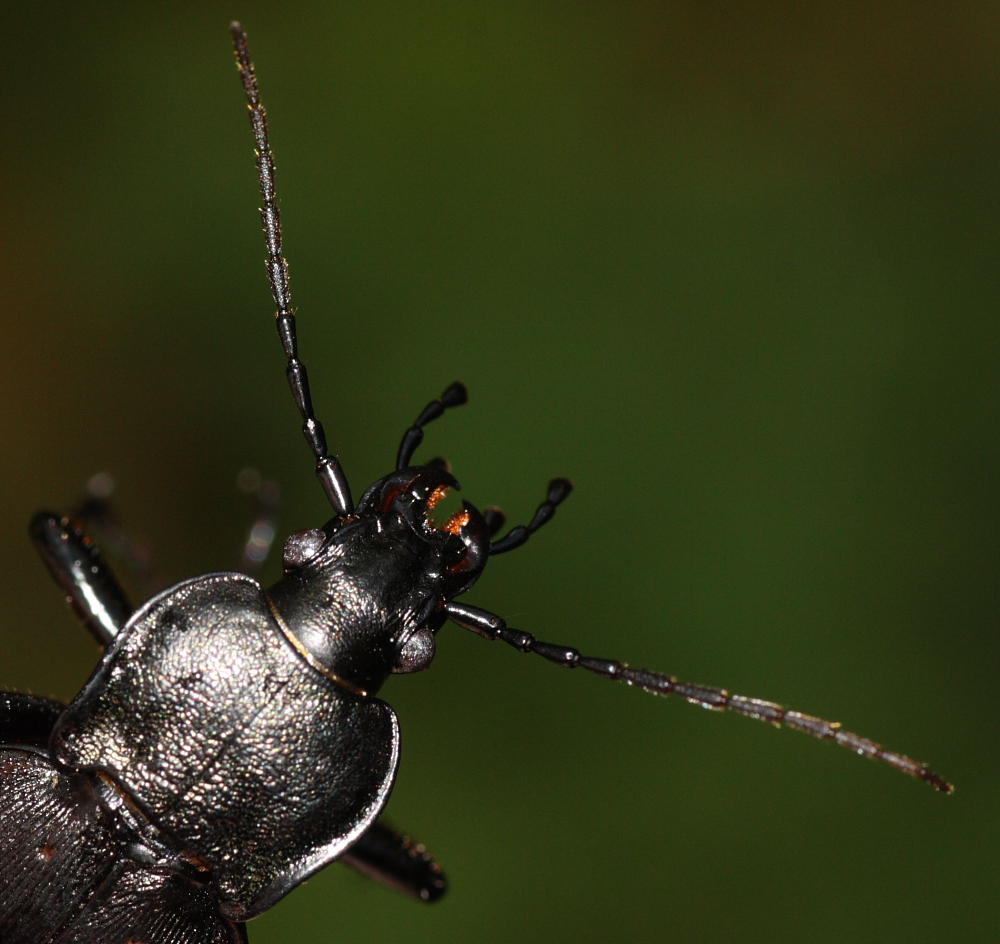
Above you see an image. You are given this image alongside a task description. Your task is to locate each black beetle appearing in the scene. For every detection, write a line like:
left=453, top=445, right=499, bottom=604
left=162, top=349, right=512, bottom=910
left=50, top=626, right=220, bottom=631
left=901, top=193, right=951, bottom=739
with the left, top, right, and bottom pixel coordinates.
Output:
left=0, top=21, right=952, bottom=944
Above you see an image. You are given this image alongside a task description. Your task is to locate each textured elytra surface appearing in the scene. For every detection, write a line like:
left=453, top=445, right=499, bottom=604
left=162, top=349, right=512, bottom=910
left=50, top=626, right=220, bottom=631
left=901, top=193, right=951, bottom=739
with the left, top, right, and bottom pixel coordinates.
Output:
left=60, top=863, right=246, bottom=944
left=0, top=747, right=244, bottom=944
left=53, top=573, right=400, bottom=919
left=0, top=747, right=118, bottom=941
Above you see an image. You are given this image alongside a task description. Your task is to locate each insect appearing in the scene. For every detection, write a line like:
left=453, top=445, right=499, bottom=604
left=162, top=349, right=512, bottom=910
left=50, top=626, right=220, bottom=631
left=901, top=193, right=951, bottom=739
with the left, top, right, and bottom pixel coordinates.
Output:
left=0, top=20, right=952, bottom=944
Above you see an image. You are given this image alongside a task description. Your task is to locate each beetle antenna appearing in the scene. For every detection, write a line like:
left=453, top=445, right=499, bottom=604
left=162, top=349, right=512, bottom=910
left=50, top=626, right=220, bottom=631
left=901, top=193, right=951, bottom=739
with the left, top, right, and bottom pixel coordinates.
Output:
left=230, top=21, right=354, bottom=516
left=444, top=600, right=953, bottom=794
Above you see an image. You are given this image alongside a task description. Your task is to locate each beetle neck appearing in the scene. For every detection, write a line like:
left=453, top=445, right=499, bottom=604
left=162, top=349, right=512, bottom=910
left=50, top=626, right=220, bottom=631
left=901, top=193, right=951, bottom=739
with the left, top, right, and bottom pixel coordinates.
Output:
left=264, top=588, right=372, bottom=696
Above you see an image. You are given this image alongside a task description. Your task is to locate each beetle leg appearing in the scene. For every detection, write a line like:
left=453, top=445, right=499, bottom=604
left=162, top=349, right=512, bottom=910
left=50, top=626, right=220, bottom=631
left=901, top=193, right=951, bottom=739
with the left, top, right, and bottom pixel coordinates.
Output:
left=29, top=512, right=133, bottom=648
left=70, top=473, right=166, bottom=597
left=340, top=819, right=447, bottom=903
left=235, top=468, right=281, bottom=572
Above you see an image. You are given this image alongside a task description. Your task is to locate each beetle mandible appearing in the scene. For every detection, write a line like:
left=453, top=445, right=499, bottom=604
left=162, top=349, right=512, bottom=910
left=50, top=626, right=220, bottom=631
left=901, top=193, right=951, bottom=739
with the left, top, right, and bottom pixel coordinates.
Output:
left=0, top=21, right=952, bottom=944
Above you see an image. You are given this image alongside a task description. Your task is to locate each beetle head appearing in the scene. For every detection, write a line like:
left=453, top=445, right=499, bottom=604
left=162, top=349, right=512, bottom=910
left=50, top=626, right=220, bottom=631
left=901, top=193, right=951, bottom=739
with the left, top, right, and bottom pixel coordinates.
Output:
left=354, top=466, right=491, bottom=597
left=266, top=466, right=491, bottom=695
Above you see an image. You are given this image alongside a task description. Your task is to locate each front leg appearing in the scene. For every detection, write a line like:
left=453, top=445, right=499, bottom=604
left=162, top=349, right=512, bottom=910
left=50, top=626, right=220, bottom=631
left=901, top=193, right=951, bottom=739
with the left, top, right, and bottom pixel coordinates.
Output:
left=29, top=512, right=133, bottom=648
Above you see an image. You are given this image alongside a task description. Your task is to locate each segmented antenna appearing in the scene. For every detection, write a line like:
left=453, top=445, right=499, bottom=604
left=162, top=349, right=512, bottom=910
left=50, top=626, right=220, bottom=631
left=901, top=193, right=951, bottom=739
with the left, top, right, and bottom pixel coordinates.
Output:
left=230, top=22, right=354, bottom=516
left=445, top=600, right=954, bottom=793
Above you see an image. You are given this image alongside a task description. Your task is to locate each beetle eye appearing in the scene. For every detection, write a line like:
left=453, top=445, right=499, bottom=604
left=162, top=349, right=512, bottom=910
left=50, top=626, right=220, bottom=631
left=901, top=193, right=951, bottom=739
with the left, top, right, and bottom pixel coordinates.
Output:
left=282, top=529, right=325, bottom=571
left=393, top=628, right=436, bottom=674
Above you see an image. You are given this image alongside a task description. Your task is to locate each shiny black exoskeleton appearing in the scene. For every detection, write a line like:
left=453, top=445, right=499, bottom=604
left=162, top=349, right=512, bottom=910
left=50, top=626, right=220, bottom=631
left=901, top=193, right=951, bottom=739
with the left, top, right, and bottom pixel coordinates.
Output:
left=0, top=21, right=951, bottom=944
left=2, top=464, right=504, bottom=941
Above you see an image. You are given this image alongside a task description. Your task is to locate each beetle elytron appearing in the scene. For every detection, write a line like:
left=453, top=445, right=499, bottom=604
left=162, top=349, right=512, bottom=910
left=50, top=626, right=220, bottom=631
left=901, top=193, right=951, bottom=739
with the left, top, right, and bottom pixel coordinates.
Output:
left=0, top=21, right=952, bottom=944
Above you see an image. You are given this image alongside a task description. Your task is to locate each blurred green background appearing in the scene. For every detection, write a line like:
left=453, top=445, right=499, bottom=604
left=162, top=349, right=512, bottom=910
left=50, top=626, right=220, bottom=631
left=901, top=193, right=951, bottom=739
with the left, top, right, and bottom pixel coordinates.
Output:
left=1, top=3, right=996, bottom=942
